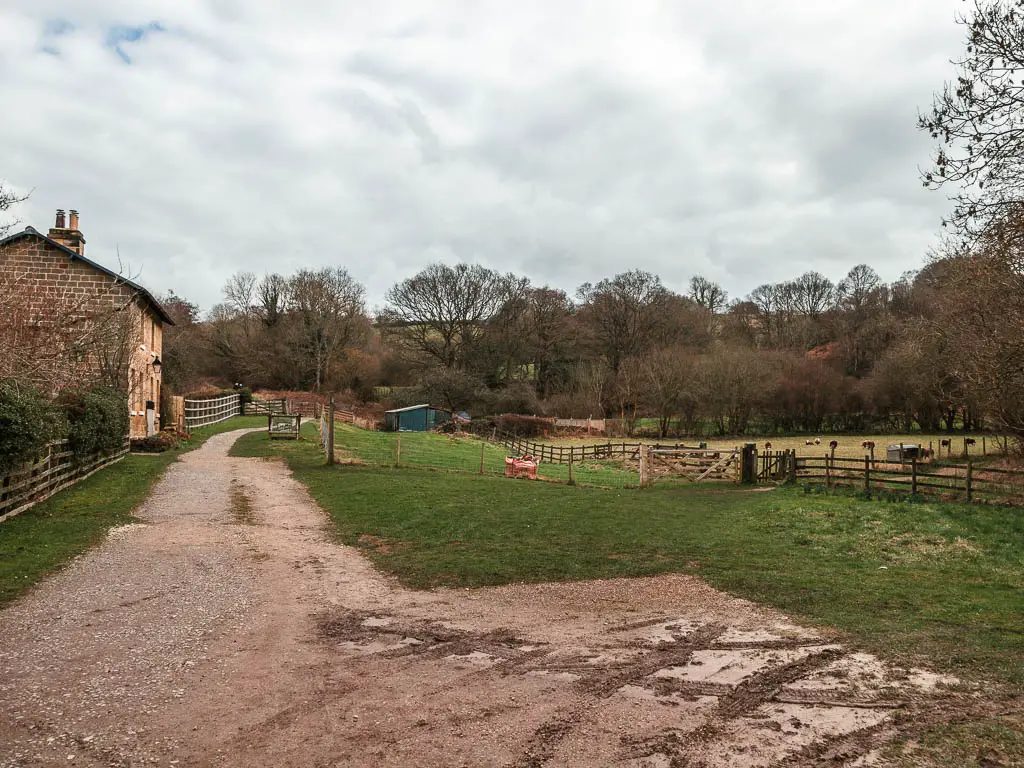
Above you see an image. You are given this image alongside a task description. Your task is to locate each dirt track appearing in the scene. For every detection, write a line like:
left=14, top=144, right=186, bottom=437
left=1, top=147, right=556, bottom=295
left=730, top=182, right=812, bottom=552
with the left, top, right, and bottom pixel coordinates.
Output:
left=0, top=430, right=961, bottom=767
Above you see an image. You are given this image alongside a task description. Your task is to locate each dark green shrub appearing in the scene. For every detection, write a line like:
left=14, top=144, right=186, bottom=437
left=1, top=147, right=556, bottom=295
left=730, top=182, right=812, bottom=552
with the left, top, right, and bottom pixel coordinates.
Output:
left=0, top=381, right=68, bottom=474
left=62, top=387, right=130, bottom=459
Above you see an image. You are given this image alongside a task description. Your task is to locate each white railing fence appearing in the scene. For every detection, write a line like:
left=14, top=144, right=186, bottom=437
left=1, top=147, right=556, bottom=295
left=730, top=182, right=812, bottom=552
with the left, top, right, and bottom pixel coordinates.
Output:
left=183, top=393, right=242, bottom=429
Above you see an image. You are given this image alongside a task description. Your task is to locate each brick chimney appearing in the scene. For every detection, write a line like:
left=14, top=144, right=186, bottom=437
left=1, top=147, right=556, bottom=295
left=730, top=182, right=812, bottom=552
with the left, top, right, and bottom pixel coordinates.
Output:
left=48, top=207, right=86, bottom=255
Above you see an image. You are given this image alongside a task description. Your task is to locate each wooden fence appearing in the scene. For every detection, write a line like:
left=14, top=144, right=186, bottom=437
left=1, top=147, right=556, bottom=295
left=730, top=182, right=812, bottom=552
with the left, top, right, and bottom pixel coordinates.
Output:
left=490, top=433, right=706, bottom=465
left=244, top=398, right=286, bottom=416
left=776, top=453, right=1024, bottom=502
left=647, top=448, right=740, bottom=483
left=0, top=439, right=129, bottom=522
left=183, top=393, right=242, bottom=429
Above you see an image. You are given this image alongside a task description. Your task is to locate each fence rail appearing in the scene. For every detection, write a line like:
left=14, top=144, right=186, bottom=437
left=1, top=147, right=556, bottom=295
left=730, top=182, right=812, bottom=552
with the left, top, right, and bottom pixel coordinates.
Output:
left=1, top=439, right=129, bottom=522
left=184, top=394, right=242, bottom=429
left=778, top=453, right=1024, bottom=502
left=488, top=433, right=707, bottom=465
left=244, top=398, right=286, bottom=416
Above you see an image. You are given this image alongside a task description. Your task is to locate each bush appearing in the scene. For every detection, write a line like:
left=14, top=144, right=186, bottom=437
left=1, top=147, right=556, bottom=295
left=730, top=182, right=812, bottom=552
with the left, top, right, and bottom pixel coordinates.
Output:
left=473, top=414, right=554, bottom=438
left=62, top=387, right=130, bottom=459
left=493, top=384, right=540, bottom=416
left=130, top=431, right=182, bottom=453
left=0, top=381, right=68, bottom=475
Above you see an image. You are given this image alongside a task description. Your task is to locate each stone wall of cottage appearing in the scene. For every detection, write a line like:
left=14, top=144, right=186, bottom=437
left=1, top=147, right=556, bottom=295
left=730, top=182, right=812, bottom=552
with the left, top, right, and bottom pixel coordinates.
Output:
left=0, top=235, right=164, bottom=438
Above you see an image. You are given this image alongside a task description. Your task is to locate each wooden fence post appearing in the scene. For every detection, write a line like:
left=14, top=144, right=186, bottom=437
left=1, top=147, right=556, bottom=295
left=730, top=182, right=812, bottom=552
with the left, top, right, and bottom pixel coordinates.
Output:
left=825, top=453, right=831, bottom=489
left=864, top=455, right=871, bottom=494
left=911, top=458, right=917, bottom=495
left=395, top=434, right=402, bottom=467
left=480, top=442, right=485, bottom=475
left=568, top=452, right=575, bottom=486
left=789, top=450, right=798, bottom=484
left=639, top=444, right=649, bottom=488
left=740, top=443, right=756, bottom=485
left=327, top=394, right=335, bottom=466
left=966, top=459, right=973, bottom=502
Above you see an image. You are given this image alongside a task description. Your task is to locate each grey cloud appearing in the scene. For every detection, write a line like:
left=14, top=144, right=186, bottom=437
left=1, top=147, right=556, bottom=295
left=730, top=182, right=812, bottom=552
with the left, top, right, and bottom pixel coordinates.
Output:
left=0, top=0, right=965, bottom=312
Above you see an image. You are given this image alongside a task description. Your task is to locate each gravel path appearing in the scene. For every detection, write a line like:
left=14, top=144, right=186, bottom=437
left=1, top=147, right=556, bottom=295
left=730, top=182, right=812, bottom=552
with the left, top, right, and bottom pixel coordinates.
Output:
left=0, top=430, right=959, bottom=767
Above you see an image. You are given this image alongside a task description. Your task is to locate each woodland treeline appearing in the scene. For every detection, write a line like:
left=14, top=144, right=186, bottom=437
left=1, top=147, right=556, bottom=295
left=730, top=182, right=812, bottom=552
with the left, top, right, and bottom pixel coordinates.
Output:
left=162, top=0, right=1024, bottom=442
left=160, top=253, right=1019, bottom=439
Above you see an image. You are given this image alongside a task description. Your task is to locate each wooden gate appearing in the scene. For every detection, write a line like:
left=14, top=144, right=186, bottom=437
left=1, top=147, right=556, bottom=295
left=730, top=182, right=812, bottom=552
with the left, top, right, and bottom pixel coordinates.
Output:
left=646, top=448, right=741, bottom=483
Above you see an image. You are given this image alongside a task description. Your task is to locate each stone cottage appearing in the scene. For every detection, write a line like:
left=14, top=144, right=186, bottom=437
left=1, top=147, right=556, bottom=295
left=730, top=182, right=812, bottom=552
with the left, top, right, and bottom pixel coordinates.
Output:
left=0, top=209, right=174, bottom=438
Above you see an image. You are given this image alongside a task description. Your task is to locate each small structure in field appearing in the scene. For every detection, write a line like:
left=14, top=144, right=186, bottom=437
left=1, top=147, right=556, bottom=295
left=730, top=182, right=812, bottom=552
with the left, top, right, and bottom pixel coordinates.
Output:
left=268, top=413, right=301, bottom=439
left=505, top=455, right=539, bottom=479
left=887, top=443, right=921, bottom=462
left=383, top=404, right=452, bottom=432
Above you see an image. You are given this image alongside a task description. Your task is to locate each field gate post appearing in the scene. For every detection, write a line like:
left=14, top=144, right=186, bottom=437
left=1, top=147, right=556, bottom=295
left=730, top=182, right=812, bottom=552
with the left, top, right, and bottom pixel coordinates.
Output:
left=740, top=443, right=756, bottom=485
left=788, top=450, right=798, bottom=484
left=864, top=455, right=871, bottom=494
left=327, top=394, right=335, bottom=466
left=639, top=444, right=649, bottom=488
left=825, top=453, right=831, bottom=489
left=966, top=459, right=973, bottom=502
left=480, top=442, right=485, bottom=475
left=395, top=434, right=402, bottom=467
left=911, top=458, right=917, bottom=495
left=568, top=451, right=575, bottom=486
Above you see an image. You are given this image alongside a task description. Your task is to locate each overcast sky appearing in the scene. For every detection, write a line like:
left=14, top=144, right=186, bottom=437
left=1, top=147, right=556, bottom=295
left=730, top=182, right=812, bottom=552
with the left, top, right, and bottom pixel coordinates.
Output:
left=0, top=1, right=965, bottom=314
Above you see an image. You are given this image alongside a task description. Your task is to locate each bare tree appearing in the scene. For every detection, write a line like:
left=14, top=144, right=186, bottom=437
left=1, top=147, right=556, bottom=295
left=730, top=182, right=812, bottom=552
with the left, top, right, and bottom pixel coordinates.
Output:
left=576, top=270, right=685, bottom=372
left=635, top=346, right=700, bottom=437
left=836, top=264, right=882, bottom=312
left=527, top=287, right=575, bottom=397
left=920, top=0, right=1024, bottom=234
left=380, top=263, right=523, bottom=370
left=289, top=267, right=368, bottom=392
left=688, top=276, right=728, bottom=313
left=0, top=181, right=29, bottom=238
left=789, top=271, right=835, bottom=319
left=223, top=271, right=257, bottom=318
left=255, top=273, right=289, bottom=328
left=934, top=210, right=1024, bottom=446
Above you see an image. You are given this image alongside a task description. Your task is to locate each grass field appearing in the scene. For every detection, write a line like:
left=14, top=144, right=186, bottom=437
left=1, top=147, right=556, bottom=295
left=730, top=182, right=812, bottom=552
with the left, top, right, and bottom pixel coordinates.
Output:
left=232, top=425, right=1024, bottom=761
left=538, top=432, right=1012, bottom=461
left=328, top=423, right=638, bottom=487
left=0, top=415, right=267, bottom=608
left=232, top=425, right=1024, bottom=683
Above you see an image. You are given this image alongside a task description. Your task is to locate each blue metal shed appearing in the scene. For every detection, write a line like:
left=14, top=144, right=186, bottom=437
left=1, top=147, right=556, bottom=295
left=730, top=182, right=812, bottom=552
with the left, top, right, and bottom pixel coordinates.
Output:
left=384, top=404, right=452, bottom=432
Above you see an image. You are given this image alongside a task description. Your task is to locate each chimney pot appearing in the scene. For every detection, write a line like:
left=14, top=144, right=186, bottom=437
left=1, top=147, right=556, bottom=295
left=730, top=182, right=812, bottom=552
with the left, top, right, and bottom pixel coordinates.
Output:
left=56, top=209, right=66, bottom=228
left=69, top=210, right=79, bottom=230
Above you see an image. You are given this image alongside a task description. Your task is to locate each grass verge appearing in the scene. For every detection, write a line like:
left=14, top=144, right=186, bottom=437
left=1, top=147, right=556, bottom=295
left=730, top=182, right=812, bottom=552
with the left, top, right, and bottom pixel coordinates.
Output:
left=0, top=415, right=266, bottom=608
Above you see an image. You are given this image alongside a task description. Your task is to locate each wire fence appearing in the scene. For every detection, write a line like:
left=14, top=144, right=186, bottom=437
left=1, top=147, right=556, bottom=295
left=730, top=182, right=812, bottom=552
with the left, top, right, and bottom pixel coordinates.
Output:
left=311, top=418, right=1024, bottom=501
left=323, top=423, right=639, bottom=489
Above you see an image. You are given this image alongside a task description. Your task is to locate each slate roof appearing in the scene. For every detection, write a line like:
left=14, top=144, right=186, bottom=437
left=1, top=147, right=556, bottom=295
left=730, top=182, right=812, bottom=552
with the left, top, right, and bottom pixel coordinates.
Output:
left=0, top=226, right=175, bottom=325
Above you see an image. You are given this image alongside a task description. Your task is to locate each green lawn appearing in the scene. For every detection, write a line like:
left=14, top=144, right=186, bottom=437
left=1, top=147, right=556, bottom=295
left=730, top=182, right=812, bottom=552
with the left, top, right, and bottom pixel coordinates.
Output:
left=232, top=425, right=1024, bottom=690
left=0, top=415, right=266, bottom=607
left=327, top=423, right=638, bottom=488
